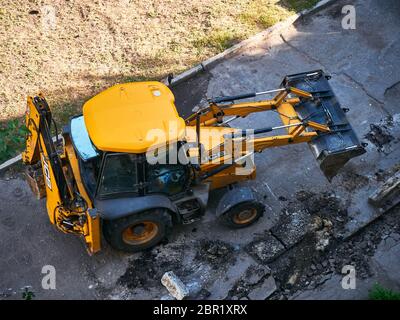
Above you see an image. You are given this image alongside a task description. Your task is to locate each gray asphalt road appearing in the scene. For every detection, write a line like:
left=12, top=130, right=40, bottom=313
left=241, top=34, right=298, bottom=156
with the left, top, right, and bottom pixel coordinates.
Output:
left=1, top=0, right=399, bottom=300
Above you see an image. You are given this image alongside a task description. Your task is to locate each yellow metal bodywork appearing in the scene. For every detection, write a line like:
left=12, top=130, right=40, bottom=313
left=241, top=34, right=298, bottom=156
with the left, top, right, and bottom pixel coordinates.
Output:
left=185, top=86, right=329, bottom=190
left=63, top=136, right=101, bottom=253
left=83, top=82, right=186, bottom=153
left=23, top=96, right=64, bottom=225
left=23, top=95, right=101, bottom=254
left=184, top=125, right=255, bottom=189
left=205, top=164, right=257, bottom=190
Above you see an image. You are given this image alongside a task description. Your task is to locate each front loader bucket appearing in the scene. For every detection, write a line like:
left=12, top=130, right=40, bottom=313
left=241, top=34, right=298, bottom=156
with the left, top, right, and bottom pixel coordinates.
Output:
left=281, top=70, right=366, bottom=180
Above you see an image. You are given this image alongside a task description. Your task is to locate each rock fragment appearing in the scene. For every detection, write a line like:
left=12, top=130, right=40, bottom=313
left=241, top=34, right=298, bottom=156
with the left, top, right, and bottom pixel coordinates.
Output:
left=161, top=271, right=189, bottom=300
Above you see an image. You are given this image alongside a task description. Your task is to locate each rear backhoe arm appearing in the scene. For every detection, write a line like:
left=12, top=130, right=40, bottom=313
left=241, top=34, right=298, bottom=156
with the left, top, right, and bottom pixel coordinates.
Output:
left=23, top=95, right=72, bottom=205
left=22, top=94, right=101, bottom=254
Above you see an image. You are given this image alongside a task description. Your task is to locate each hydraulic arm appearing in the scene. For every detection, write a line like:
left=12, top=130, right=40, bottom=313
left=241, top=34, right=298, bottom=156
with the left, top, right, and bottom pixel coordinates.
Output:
left=186, top=70, right=365, bottom=180
left=22, top=94, right=100, bottom=254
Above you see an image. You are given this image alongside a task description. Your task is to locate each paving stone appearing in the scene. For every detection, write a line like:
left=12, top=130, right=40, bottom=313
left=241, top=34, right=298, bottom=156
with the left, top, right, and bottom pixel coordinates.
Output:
left=270, top=210, right=313, bottom=248
left=247, top=276, right=277, bottom=300
left=244, top=265, right=271, bottom=286
left=207, top=253, right=254, bottom=300
left=246, top=232, right=286, bottom=263
left=372, top=234, right=400, bottom=287
left=369, top=171, right=400, bottom=208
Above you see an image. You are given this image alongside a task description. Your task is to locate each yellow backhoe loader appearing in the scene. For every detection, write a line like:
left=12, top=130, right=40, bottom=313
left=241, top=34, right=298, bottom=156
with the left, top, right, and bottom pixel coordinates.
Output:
left=22, top=70, right=365, bottom=254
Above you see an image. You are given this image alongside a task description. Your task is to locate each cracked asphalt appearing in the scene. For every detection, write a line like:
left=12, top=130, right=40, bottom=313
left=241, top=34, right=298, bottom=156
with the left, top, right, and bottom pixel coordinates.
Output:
left=1, top=0, right=399, bottom=300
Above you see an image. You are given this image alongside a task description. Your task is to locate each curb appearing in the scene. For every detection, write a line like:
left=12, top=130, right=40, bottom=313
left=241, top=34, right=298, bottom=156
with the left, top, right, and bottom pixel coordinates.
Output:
left=0, top=154, right=22, bottom=173
left=0, top=0, right=338, bottom=173
left=0, top=135, right=62, bottom=174
left=298, top=0, right=339, bottom=18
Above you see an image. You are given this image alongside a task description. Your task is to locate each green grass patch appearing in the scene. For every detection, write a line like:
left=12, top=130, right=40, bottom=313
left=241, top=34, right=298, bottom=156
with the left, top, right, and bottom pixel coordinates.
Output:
left=283, top=0, right=320, bottom=12
left=369, top=284, right=400, bottom=300
left=193, top=0, right=320, bottom=54
left=0, top=118, right=28, bottom=164
left=193, top=29, right=242, bottom=52
left=239, top=2, right=290, bottom=29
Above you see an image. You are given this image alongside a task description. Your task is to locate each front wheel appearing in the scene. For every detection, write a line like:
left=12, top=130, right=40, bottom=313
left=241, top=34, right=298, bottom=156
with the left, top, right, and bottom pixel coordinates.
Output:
left=220, top=201, right=264, bottom=228
left=102, top=209, right=172, bottom=252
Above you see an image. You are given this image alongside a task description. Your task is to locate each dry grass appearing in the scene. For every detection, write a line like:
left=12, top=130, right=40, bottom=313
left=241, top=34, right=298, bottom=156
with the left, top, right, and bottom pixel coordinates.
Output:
left=0, top=0, right=318, bottom=162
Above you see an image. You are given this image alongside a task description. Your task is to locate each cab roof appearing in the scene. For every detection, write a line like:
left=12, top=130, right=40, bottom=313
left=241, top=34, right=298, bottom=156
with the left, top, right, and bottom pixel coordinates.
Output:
left=83, top=82, right=186, bottom=153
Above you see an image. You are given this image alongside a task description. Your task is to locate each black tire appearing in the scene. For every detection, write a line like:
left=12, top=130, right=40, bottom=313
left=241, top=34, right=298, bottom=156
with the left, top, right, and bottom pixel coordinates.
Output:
left=220, top=201, right=264, bottom=228
left=102, top=209, right=172, bottom=253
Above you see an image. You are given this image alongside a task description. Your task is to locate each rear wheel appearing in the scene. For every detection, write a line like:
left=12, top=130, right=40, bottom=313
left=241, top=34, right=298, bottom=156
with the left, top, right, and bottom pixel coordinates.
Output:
left=103, top=209, right=172, bottom=252
left=220, top=201, right=264, bottom=228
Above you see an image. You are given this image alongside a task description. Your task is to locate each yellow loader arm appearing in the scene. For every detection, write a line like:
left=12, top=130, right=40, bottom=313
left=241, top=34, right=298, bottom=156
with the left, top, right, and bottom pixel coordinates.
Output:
left=185, top=86, right=314, bottom=127
left=187, top=70, right=365, bottom=181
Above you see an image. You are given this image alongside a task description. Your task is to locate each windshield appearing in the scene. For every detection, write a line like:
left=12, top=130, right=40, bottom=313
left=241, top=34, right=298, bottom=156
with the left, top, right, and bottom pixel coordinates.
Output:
left=70, top=115, right=99, bottom=161
left=97, top=153, right=139, bottom=196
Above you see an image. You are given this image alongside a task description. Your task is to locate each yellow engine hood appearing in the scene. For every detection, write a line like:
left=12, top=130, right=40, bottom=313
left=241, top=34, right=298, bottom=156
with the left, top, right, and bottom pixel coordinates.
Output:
left=83, top=81, right=186, bottom=153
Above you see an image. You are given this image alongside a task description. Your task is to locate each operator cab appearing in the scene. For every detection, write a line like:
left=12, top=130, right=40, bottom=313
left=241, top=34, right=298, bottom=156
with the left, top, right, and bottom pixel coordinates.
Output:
left=70, top=115, right=191, bottom=200
left=69, top=80, right=193, bottom=201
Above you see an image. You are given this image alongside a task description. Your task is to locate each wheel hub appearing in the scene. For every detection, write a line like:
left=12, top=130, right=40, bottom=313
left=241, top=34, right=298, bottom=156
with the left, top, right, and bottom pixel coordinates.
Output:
left=122, top=221, right=158, bottom=245
left=233, top=208, right=257, bottom=224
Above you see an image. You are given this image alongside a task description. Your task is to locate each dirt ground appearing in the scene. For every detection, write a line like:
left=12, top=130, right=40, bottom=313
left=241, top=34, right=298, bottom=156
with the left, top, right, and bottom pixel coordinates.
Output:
left=0, top=0, right=399, bottom=300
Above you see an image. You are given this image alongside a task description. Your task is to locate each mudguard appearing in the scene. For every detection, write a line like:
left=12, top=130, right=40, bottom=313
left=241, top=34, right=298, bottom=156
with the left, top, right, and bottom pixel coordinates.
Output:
left=94, top=194, right=178, bottom=220
left=216, top=186, right=256, bottom=217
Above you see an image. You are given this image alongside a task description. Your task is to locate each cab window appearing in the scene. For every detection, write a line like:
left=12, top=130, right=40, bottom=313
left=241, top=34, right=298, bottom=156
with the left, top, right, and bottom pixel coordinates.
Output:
left=97, top=153, right=139, bottom=196
left=146, top=163, right=188, bottom=196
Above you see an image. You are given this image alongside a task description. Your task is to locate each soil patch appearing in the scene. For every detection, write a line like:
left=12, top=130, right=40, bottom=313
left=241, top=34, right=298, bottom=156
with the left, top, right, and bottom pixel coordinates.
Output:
left=195, top=239, right=236, bottom=268
left=118, top=245, right=187, bottom=290
left=364, top=116, right=395, bottom=153
left=337, top=171, right=370, bottom=192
